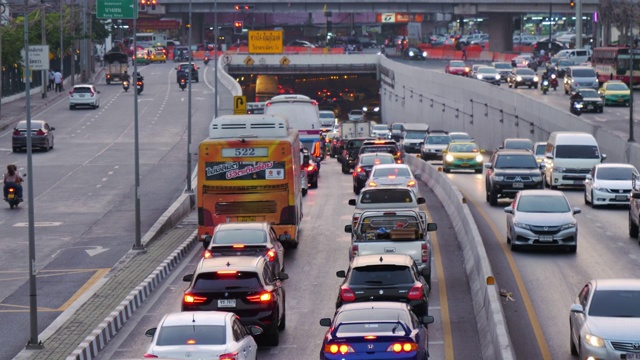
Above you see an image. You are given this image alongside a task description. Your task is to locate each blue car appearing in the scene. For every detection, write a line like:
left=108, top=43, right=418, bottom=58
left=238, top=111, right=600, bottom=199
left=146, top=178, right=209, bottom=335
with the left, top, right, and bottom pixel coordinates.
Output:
left=319, top=302, right=434, bottom=359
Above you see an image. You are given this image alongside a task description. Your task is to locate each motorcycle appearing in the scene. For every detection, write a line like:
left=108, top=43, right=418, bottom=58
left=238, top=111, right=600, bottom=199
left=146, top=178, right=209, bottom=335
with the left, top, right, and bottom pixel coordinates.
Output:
left=550, top=73, right=559, bottom=90
left=122, top=80, right=130, bottom=92
left=136, top=79, right=144, bottom=95
left=179, top=78, right=187, bottom=91
left=540, top=78, right=550, bottom=95
left=204, top=56, right=210, bottom=65
left=4, top=175, right=25, bottom=209
left=571, top=101, right=583, bottom=116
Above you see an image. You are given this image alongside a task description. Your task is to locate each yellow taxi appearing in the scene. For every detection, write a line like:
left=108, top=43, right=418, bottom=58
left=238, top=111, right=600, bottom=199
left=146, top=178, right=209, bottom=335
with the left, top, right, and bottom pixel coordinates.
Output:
left=598, top=80, right=631, bottom=106
left=442, top=141, right=484, bottom=173
left=150, top=50, right=167, bottom=63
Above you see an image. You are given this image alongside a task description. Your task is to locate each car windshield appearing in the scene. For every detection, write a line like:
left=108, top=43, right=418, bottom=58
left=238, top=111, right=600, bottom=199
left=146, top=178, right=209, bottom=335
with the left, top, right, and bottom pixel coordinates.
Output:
left=350, top=265, right=414, bottom=285
left=596, top=167, right=635, bottom=180
left=555, top=145, right=600, bottom=159
left=573, top=69, right=596, bottom=77
left=360, top=156, right=395, bottom=166
left=193, top=271, right=261, bottom=291
left=404, top=131, right=426, bottom=139
left=213, top=229, right=266, bottom=244
left=580, top=90, right=599, bottom=97
left=588, top=290, right=640, bottom=317
left=450, top=61, right=465, bottom=67
left=449, top=144, right=478, bottom=153
left=359, top=189, right=414, bottom=204
left=319, top=113, right=334, bottom=119
left=535, top=144, right=546, bottom=155
left=373, top=125, right=388, bottom=131
left=426, top=135, right=451, bottom=145
left=347, top=140, right=365, bottom=149
left=606, top=83, right=629, bottom=91
left=505, top=140, right=533, bottom=150
left=350, top=110, right=363, bottom=115
left=479, top=68, right=497, bottom=74
left=361, top=146, right=395, bottom=154
left=494, top=154, right=537, bottom=168
left=373, top=167, right=411, bottom=177
left=517, top=195, right=571, bottom=213
left=156, top=325, right=226, bottom=346
left=494, top=63, right=511, bottom=69
left=558, top=60, right=574, bottom=66
left=516, top=69, right=535, bottom=75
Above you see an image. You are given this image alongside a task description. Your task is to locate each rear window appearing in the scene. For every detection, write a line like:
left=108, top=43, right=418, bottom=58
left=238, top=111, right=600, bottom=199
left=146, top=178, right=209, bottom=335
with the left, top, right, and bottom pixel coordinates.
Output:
left=361, top=146, right=395, bottom=154
left=504, top=139, right=533, bottom=150
left=156, top=325, right=225, bottom=346
left=335, top=308, right=410, bottom=326
left=360, top=156, right=395, bottom=166
left=359, top=189, right=414, bottom=204
left=426, top=135, right=451, bottom=145
left=572, top=68, right=596, bottom=77
left=213, top=229, right=266, bottom=244
left=193, top=271, right=261, bottom=291
left=346, top=140, right=365, bottom=149
left=73, top=87, right=92, bottom=93
left=404, top=131, right=426, bottom=140
left=350, top=265, right=414, bottom=285
left=372, top=167, right=411, bottom=177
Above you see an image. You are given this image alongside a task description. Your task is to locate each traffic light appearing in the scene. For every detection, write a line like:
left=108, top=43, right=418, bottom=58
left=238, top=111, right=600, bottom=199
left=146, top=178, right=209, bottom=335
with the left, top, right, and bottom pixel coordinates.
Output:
left=234, top=4, right=255, bottom=10
left=151, top=0, right=156, bottom=10
left=139, top=0, right=146, bottom=10
left=234, top=21, right=243, bottom=34
left=569, top=0, right=575, bottom=9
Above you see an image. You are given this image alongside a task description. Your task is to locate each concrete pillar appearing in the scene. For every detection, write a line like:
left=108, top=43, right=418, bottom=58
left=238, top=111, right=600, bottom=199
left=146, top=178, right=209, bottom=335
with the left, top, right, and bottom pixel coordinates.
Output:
left=486, top=13, right=513, bottom=53
left=193, top=13, right=204, bottom=44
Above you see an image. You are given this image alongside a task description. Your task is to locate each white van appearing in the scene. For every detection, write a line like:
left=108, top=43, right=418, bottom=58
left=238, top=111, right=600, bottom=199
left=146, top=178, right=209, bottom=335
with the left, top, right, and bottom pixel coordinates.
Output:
left=264, top=94, right=321, bottom=131
left=543, top=131, right=606, bottom=188
left=555, top=48, right=591, bottom=64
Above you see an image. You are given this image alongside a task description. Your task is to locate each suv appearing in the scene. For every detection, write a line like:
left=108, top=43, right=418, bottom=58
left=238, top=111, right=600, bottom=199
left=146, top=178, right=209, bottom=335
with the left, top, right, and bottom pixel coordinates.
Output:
left=176, top=63, right=199, bottom=83
left=499, top=138, right=534, bottom=151
left=334, top=254, right=429, bottom=316
left=420, top=131, right=452, bottom=161
left=341, top=137, right=373, bottom=174
left=564, top=66, right=598, bottom=94
left=181, top=256, right=289, bottom=345
left=484, top=149, right=544, bottom=206
left=358, top=140, right=402, bottom=163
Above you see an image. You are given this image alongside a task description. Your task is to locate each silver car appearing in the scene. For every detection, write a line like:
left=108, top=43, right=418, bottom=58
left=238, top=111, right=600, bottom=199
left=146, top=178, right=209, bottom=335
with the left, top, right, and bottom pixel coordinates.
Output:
left=68, top=84, right=100, bottom=110
left=584, top=163, right=638, bottom=207
left=570, top=279, right=640, bottom=360
left=504, top=189, right=580, bottom=252
left=365, top=164, right=420, bottom=197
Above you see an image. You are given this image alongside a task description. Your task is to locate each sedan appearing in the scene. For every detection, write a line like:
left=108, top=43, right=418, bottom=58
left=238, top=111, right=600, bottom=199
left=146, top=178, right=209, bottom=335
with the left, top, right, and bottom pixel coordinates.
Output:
left=12, top=120, right=55, bottom=152
left=445, top=60, right=470, bottom=76
left=348, top=109, right=364, bottom=121
left=504, top=189, right=581, bottom=252
left=144, top=311, right=262, bottom=359
left=402, top=47, right=427, bottom=60
left=69, top=84, right=100, bottom=109
left=442, top=141, right=484, bottom=173
left=570, top=279, right=640, bottom=360
left=570, top=89, right=604, bottom=113
left=320, top=302, right=433, bottom=360
left=352, top=152, right=396, bottom=194
left=366, top=164, right=420, bottom=197
left=599, top=80, right=631, bottom=106
left=584, top=163, right=638, bottom=207
left=475, top=66, right=501, bottom=85
left=202, top=221, right=285, bottom=274
left=507, top=68, right=539, bottom=89
left=491, top=61, right=512, bottom=82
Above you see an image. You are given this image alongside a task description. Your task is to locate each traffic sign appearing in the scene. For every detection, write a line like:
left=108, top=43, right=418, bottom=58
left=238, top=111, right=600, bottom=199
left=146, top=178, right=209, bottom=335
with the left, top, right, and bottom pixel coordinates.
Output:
left=248, top=30, right=283, bottom=54
left=97, top=0, right=137, bottom=19
left=243, top=56, right=254, bottom=66
left=20, top=45, right=50, bottom=71
left=234, top=96, right=247, bottom=114
left=280, top=56, right=290, bottom=66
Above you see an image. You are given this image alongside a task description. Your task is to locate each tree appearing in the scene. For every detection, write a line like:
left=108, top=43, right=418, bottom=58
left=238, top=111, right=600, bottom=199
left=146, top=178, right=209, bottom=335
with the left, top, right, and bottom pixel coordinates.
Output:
left=599, top=0, right=640, bottom=45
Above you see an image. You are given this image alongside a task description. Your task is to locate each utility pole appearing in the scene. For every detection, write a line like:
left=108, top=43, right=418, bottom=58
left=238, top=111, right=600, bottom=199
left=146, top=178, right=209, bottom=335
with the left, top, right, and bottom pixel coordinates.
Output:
left=41, top=0, right=46, bottom=98
left=60, top=0, right=63, bottom=85
left=70, top=0, right=75, bottom=86
left=81, top=0, right=87, bottom=82
left=575, top=0, right=582, bottom=48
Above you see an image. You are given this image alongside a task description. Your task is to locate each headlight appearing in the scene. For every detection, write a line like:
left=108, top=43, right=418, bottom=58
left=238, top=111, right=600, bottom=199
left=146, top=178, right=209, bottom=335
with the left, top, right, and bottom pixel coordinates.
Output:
left=409, top=51, right=415, bottom=56
left=475, top=154, right=483, bottom=162
left=514, top=221, right=531, bottom=230
left=553, top=167, right=565, bottom=172
left=532, top=176, right=542, bottom=182
left=495, top=75, right=500, bottom=80
left=585, top=334, right=605, bottom=348
left=592, top=186, right=605, bottom=191
left=374, top=107, right=379, bottom=111
left=493, top=175, right=504, bottom=181
left=560, top=222, right=576, bottom=230
left=551, top=74, right=556, bottom=79
left=362, top=106, right=367, bottom=111
left=542, top=80, right=549, bottom=85
left=533, top=76, right=540, bottom=82
left=445, top=154, right=454, bottom=162
left=422, top=51, right=427, bottom=57
left=477, top=74, right=483, bottom=79
left=516, top=76, right=523, bottom=81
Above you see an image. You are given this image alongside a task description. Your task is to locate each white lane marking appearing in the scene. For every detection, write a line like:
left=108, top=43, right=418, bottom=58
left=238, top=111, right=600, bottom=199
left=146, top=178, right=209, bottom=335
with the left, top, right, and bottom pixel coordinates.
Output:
left=14, top=222, right=63, bottom=227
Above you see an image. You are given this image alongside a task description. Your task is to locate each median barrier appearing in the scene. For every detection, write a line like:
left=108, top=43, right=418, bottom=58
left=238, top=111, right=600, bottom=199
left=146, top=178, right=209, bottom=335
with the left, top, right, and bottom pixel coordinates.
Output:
left=405, top=155, right=516, bottom=360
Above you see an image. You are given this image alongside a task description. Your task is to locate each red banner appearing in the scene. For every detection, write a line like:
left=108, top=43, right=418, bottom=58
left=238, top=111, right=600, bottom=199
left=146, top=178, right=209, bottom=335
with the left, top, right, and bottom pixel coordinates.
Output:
left=376, top=13, right=424, bottom=23
left=124, top=19, right=180, bottom=29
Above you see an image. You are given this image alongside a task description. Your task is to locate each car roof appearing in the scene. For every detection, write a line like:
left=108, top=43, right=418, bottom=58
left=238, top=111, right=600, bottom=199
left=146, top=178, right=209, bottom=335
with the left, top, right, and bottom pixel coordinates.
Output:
left=504, top=138, right=533, bottom=143
left=360, top=152, right=394, bottom=158
left=161, top=311, right=229, bottom=327
left=214, top=222, right=269, bottom=231
left=495, top=149, right=534, bottom=155
left=16, top=120, right=45, bottom=127
left=319, top=110, right=335, bottom=114
left=518, top=189, right=566, bottom=197
left=337, top=301, right=411, bottom=312
left=372, top=164, right=411, bottom=170
left=351, top=254, right=415, bottom=267
left=448, top=141, right=477, bottom=147
left=592, top=278, right=640, bottom=291
left=594, top=163, right=636, bottom=169
left=196, top=256, right=264, bottom=272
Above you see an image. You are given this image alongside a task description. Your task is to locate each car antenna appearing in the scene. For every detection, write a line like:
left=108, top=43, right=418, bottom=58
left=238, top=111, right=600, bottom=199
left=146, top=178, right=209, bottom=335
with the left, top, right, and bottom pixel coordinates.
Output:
left=192, top=313, right=196, bottom=323
left=379, top=256, right=383, bottom=263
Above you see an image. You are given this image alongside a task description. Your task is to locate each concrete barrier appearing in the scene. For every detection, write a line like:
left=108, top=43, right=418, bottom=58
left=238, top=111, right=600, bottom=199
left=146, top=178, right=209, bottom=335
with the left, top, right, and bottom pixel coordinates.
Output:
left=406, top=155, right=516, bottom=360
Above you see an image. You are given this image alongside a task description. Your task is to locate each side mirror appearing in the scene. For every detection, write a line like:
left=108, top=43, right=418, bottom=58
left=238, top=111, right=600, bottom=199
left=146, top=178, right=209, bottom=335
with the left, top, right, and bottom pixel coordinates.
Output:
left=278, top=272, right=289, bottom=281
left=442, top=150, right=447, bottom=154
left=426, top=223, right=437, bottom=232
left=585, top=174, right=592, bottom=181
left=145, top=328, right=156, bottom=337
left=202, top=235, right=212, bottom=249
left=421, top=315, right=435, bottom=325
left=414, top=173, right=421, bottom=180
left=344, top=225, right=353, bottom=233
left=570, top=303, right=584, bottom=314
left=573, top=208, right=582, bottom=215
left=484, top=162, right=491, bottom=169
left=319, top=318, right=332, bottom=327
left=348, top=199, right=356, bottom=206
left=248, top=325, right=263, bottom=335
left=417, top=197, right=426, bottom=204
left=303, top=154, right=310, bottom=164
left=504, top=207, right=513, bottom=214
left=336, top=270, right=346, bottom=278
left=50, top=127, right=56, bottom=131
left=182, top=274, right=193, bottom=282
left=480, top=149, right=485, bottom=153
left=601, top=154, right=607, bottom=162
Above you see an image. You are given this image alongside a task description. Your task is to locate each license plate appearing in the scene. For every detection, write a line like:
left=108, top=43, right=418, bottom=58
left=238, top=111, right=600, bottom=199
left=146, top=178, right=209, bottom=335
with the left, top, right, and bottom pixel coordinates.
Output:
left=79, top=94, right=85, bottom=98
left=525, top=81, right=531, bottom=85
left=626, top=353, right=640, bottom=360
left=618, top=98, right=624, bottom=102
left=461, top=163, right=469, bottom=166
left=616, top=195, right=628, bottom=201
left=7, top=193, right=15, bottom=200
left=218, top=299, right=236, bottom=308
left=513, top=182, right=524, bottom=188
left=587, top=105, right=593, bottom=109
left=238, top=216, right=256, bottom=222
left=539, top=235, right=553, bottom=242
left=573, top=180, right=584, bottom=185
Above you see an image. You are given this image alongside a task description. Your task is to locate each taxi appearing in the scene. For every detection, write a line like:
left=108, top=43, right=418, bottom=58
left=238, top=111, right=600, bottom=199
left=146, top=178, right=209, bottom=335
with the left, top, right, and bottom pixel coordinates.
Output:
left=150, top=50, right=166, bottom=63
left=598, top=80, right=631, bottom=106
left=133, top=49, right=150, bottom=65
left=441, top=141, right=484, bottom=173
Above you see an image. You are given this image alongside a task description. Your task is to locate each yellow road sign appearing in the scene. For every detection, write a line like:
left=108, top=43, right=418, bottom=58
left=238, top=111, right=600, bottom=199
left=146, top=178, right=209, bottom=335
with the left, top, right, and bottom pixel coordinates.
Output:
left=244, top=56, right=254, bottom=66
left=248, top=30, right=283, bottom=54
left=234, top=95, right=247, bottom=114
left=280, top=56, right=290, bottom=66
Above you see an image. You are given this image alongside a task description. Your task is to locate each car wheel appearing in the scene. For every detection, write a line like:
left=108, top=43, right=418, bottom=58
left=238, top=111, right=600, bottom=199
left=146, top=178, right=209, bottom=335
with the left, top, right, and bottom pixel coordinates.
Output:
left=301, top=188, right=307, bottom=197
left=590, top=190, right=597, bottom=208
left=514, top=84, right=518, bottom=89
left=508, top=82, right=512, bottom=88
left=565, top=87, right=569, bottom=95
left=506, top=230, right=511, bottom=244
left=443, top=167, right=450, bottom=173
left=353, top=184, right=360, bottom=195
left=598, top=107, right=603, bottom=113
left=489, top=190, right=498, bottom=206
left=475, top=168, right=483, bottom=174
left=69, top=105, right=74, bottom=110
left=509, top=241, right=519, bottom=251
left=264, top=322, right=280, bottom=346
left=278, top=309, right=286, bottom=331
left=629, top=212, right=639, bottom=238
left=584, top=190, right=590, bottom=205
left=528, top=85, right=532, bottom=89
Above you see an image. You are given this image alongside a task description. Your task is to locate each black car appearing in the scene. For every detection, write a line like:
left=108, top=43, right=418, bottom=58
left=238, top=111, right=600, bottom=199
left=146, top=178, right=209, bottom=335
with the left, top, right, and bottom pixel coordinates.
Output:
left=484, top=149, right=544, bottom=206
left=555, top=59, right=576, bottom=78
left=507, top=68, right=539, bottom=89
left=181, top=256, right=288, bottom=346
left=12, top=120, right=55, bottom=152
left=358, top=140, right=402, bottom=164
left=175, top=63, right=199, bottom=83
left=335, top=254, right=429, bottom=316
left=402, top=47, right=427, bottom=61
left=570, top=89, right=604, bottom=114
left=341, top=137, right=374, bottom=174
left=352, top=153, right=396, bottom=194
left=533, top=39, right=566, bottom=57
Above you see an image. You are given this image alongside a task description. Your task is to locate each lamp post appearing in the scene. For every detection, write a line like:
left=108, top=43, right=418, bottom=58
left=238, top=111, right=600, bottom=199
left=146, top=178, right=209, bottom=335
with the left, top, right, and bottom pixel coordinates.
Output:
left=60, top=0, right=63, bottom=86
left=132, top=0, right=143, bottom=250
left=186, top=0, right=192, bottom=192
left=41, top=0, right=46, bottom=98
left=630, top=27, right=635, bottom=142
left=214, top=0, right=218, bottom=117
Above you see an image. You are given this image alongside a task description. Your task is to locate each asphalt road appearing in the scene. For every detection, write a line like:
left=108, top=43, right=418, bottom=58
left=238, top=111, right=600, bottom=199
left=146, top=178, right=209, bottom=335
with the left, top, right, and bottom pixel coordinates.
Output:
left=94, top=158, right=483, bottom=360
left=0, top=61, right=229, bottom=360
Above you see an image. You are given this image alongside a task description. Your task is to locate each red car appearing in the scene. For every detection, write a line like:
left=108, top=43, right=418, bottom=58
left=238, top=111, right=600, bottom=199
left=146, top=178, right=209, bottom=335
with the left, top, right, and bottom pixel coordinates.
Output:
left=445, top=60, right=470, bottom=76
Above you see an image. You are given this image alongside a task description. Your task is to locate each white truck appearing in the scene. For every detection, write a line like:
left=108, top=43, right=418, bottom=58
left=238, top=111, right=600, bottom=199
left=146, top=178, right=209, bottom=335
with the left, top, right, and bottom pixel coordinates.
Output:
left=348, top=187, right=426, bottom=229
left=339, top=120, right=374, bottom=139
left=344, top=209, right=437, bottom=287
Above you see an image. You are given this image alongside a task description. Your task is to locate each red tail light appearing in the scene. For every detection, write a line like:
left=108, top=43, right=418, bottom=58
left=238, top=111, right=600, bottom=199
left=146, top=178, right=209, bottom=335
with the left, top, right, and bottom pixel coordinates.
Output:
left=266, top=249, right=276, bottom=261
left=35, top=130, right=45, bottom=136
left=89, top=89, right=95, bottom=97
left=247, top=291, right=272, bottom=302
left=8, top=188, right=15, bottom=193
left=340, top=286, right=355, bottom=302
left=307, top=165, right=315, bottom=171
left=183, top=294, right=207, bottom=303
left=407, top=284, right=423, bottom=300
left=351, top=244, right=358, bottom=257
left=13, top=130, right=20, bottom=136
left=352, top=216, right=359, bottom=228
left=203, top=250, right=212, bottom=258
left=421, top=243, right=429, bottom=263
left=232, top=244, right=245, bottom=249
left=324, top=344, right=355, bottom=354
left=219, top=352, right=238, bottom=360
left=387, top=342, right=418, bottom=352
left=143, top=354, right=159, bottom=358
left=355, top=167, right=364, bottom=173
left=137, top=81, right=143, bottom=86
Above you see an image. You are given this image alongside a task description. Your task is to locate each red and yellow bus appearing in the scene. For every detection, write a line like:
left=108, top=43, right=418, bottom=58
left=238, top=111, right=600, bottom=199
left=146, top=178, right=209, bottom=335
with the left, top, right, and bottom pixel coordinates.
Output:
left=197, top=115, right=303, bottom=248
left=592, top=46, right=640, bottom=86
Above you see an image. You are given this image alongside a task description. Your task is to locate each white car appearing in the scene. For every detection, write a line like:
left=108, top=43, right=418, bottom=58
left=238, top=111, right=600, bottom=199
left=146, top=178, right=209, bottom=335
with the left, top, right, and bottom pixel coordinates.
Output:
left=365, top=164, right=420, bottom=197
left=584, top=163, right=638, bottom=207
left=318, top=110, right=337, bottom=128
left=570, top=279, right=640, bottom=360
left=144, top=311, right=262, bottom=359
left=348, top=109, right=364, bottom=121
left=69, top=84, right=100, bottom=110
left=370, top=124, right=390, bottom=139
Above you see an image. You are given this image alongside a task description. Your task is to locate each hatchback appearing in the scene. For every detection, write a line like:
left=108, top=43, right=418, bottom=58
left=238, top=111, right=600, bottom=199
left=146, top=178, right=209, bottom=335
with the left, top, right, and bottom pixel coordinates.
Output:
left=12, top=120, right=55, bottom=152
left=69, top=84, right=100, bottom=110
left=366, top=164, right=420, bottom=197
left=347, top=109, right=364, bottom=121
left=176, top=63, right=199, bottom=83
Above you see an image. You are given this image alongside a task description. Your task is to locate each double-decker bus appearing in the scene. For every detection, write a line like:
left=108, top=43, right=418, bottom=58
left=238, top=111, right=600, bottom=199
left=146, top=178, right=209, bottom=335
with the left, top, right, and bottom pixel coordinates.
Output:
left=591, top=46, right=640, bottom=86
left=197, top=115, right=303, bottom=248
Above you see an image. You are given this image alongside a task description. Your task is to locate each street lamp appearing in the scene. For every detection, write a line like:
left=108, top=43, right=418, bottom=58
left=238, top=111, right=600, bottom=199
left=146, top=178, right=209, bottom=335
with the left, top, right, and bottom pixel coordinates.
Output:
left=186, top=0, right=192, bottom=192
left=629, top=27, right=636, bottom=142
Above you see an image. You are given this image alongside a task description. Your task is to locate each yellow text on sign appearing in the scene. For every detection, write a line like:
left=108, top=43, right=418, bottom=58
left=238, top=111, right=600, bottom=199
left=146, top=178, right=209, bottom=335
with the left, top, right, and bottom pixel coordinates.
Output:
left=248, top=30, right=283, bottom=54
left=234, top=95, right=247, bottom=114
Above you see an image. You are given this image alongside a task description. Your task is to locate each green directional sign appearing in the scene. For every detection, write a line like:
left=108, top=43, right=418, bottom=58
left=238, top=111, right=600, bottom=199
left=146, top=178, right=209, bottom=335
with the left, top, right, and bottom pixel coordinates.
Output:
left=97, top=0, right=137, bottom=19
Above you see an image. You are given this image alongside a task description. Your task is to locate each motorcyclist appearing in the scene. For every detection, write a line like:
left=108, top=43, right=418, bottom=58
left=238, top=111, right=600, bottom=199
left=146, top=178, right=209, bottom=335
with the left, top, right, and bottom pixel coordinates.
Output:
left=177, top=71, right=188, bottom=88
left=121, top=71, right=131, bottom=83
left=3, top=164, right=23, bottom=200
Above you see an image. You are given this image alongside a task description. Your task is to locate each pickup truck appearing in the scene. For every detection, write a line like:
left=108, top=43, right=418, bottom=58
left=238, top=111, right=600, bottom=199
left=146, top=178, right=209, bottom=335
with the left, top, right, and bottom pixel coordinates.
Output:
left=345, top=209, right=437, bottom=288
left=348, top=187, right=426, bottom=229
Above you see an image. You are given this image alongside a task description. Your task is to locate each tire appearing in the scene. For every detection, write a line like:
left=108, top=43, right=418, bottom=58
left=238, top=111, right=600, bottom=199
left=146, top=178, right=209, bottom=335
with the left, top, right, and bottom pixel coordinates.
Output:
left=443, top=167, right=450, bottom=173
left=9, top=203, right=14, bottom=209
left=489, top=189, right=498, bottom=206
left=301, top=188, right=307, bottom=197
left=341, top=163, right=350, bottom=174
left=508, top=81, right=512, bottom=88
left=353, top=184, right=360, bottom=195
left=264, top=323, right=280, bottom=346
left=598, top=107, right=603, bottom=113
left=590, top=191, right=597, bottom=208
left=514, top=84, right=518, bottom=89
left=278, top=309, right=286, bottom=331
left=69, top=105, right=74, bottom=110
left=510, top=241, right=519, bottom=251
left=629, top=212, right=639, bottom=238
left=106, top=79, right=111, bottom=85
left=565, top=87, right=569, bottom=95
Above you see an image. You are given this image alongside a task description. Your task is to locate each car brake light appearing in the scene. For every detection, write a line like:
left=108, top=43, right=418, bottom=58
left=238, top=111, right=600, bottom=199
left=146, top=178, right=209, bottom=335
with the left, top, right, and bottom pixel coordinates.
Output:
left=35, top=129, right=45, bottom=136
left=387, top=342, right=418, bottom=352
left=143, top=354, right=159, bottom=358
left=183, top=294, right=207, bottom=303
left=68, top=90, right=74, bottom=96
left=247, top=291, right=272, bottom=302
left=387, top=175, right=397, bottom=179
left=340, top=286, right=355, bottom=302
left=232, top=244, right=245, bottom=248
left=407, top=180, right=416, bottom=187
left=89, top=89, right=95, bottom=97
left=408, top=284, right=423, bottom=300
left=217, top=270, right=237, bottom=275
left=219, top=352, right=238, bottom=360
left=266, top=249, right=276, bottom=261
left=203, top=250, right=212, bottom=258
left=13, top=130, right=20, bottom=136
left=421, top=243, right=429, bottom=263
left=355, top=167, right=364, bottom=173
left=368, top=181, right=377, bottom=187
left=352, top=217, right=359, bottom=227
left=324, top=344, right=355, bottom=354
left=374, top=159, right=380, bottom=165
left=364, top=335, right=377, bottom=340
